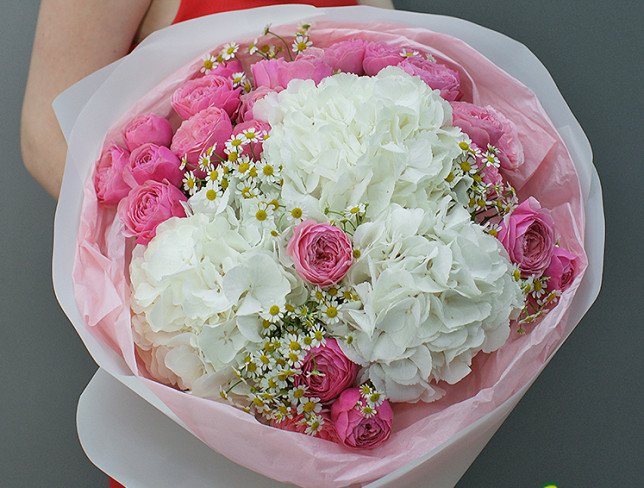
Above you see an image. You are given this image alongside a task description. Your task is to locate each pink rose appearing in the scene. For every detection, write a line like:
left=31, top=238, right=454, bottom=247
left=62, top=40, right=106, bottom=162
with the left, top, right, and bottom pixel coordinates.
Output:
left=331, top=388, right=393, bottom=450
left=450, top=101, right=525, bottom=170
left=399, top=56, right=461, bottom=101
left=118, top=180, right=187, bottom=245
left=272, top=412, right=338, bottom=443
left=238, top=86, right=276, bottom=122
left=497, top=197, right=556, bottom=278
left=278, top=48, right=333, bottom=88
left=125, top=143, right=183, bottom=188
left=251, top=58, right=285, bottom=90
left=362, top=42, right=403, bottom=76
left=323, top=39, right=367, bottom=75
left=545, top=246, right=578, bottom=291
left=287, top=220, right=353, bottom=287
left=233, top=120, right=270, bottom=158
left=206, top=59, right=243, bottom=79
left=171, top=106, right=233, bottom=165
left=94, top=144, right=131, bottom=205
left=172, top=75, right=241, bottom=120
left=294, top=339, right=358, bottom=403
left=122, top=114, right=173, bottom=152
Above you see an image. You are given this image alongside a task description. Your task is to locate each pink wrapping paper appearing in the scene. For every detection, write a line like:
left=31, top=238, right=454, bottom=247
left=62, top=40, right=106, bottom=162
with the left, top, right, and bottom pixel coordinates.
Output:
left=72, top=22, right=587, bottom=488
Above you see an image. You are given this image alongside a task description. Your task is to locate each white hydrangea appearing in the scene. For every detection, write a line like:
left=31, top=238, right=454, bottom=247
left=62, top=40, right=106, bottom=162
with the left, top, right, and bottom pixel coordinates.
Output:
left=130, top=211, right=295, bottom=384
left=256, top=67, right=463, bottom=218
left=330, top=199, right=523, bottom=403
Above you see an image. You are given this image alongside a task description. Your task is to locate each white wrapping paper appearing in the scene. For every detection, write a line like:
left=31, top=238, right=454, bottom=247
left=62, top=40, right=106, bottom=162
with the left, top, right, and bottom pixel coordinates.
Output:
left=53, top=5, right=603, bottom=487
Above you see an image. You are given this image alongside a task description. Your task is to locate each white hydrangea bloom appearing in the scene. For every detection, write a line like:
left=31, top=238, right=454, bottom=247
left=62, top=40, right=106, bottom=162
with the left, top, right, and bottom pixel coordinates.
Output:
left=256, top=67, right=463, bottom=218
left=332, top=200, right=523, bottom=403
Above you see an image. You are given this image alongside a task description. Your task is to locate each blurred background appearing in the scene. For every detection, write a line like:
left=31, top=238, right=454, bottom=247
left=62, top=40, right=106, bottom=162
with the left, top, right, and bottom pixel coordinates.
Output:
left=1, top=0, right=642, bottom=486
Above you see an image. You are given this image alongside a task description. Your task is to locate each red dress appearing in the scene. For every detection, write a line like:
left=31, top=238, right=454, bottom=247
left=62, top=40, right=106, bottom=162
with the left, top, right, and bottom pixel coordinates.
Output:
left=111, top=3, right=360, bottom=487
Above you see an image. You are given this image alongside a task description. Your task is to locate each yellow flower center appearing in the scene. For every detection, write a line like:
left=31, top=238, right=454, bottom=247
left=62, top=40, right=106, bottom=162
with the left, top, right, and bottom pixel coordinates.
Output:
left=206, top=189, right=217, bottom=201
left=238, top=161, right=250, bottom=173
left=302, top=401, right=316, bottom=413
left=203, top=59, right=214, bottom=70
left=269, top=305, right=280, bottom=316
left=289, top=341, right=301, bottom=352
left=263, top=165, right=274, bottom=176
left=291, top=207, right=303, bottom=219
left=255, top=209, right=267, bottom=221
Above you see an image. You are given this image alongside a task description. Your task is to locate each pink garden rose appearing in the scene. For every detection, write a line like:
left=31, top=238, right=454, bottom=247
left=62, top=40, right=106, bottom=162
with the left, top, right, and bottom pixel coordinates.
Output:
left=278, top=48, right=333, bottom=88
left=171, top=106, right=233, bottom=165
left=94, top=144, right=131, bottom=205
left=294, top=339, right=358, bottom=403
left=331, top=388, right=393, bottom=450
left=233, top=120, right=271, bottom=157
left=287, top=220, right=353, bottom=287
left=172, top=75, right=241, bottom=120
left=362, top=42, right=403, bottom=76
left=497, top=197, right=556, bottom=278
left=323, top=39, right=367, bottom=75
left=206, top=59, right=243, bottom=79
left=450, top=101, right=525, bottom=170
left=251, top=58, right=285, bottom=90
left=125, top=143, right=183, bottom=188
left=252, top=49, right=333, bottom=90
left=399, top=56, right=461, bottom=101
left=545, top=246, right=578, bottom=291
left=272, top=412, right=338, bottom=442
left=122, top=113, right=173, bottom=152
left=238, top=86, right=276, bottom=122
left=118, top=180, right=187, bottom=245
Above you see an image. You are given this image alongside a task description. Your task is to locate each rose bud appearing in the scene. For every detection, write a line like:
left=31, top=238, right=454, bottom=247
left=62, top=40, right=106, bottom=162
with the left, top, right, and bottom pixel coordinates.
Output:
left=232, top=120, right=270, bottom=158
left=331, top=388, right=393, bottom=450
left=94, top=144, right=131, bottom=205
left=206, top=58, right=243, bottom=79
left=277, top=48, right=333, bottom=88
left=400, top=56, right=461, bottom=101
left=171, top=106, right=233, bottom=165
left=362, top=42, right=403, bottom=76
left=238, top=86, right=276, bottom=123
left=124, top=143, right=183, bottom=188
left=117, top=180, right=187, bottom=245
left=497, top=197, right=556, bottom=278
left=450, top=101, right=525, bottom=170
left=122, top=113, right=173, bottom=152
left=271, top=411, right=338, bottom=442
left=287, top=220, right=353, bottom=287
left=323, top=39, right=367, bottom=75
left=545, top=246, right=579, bottom=292
left=294, top=339, right=358, bottom=403
left=172, top=75, right=241, bottom=120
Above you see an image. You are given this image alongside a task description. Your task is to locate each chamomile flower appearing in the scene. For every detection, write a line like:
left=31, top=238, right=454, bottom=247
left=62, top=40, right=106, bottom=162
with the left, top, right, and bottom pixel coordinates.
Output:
left=359, top=402, right=377, bottom=418
left=483, top=221, right=501, bottom=238
left=400, top=48, right=419, bottom=58
left=200, top=54, right=218, bottom=74
left=256, top=159, right=280, bottom=184
left=296, top=397, right=322, bottom=415
left=288, top=385, right=308, bottom=404
left=253, top=201, right=275, bottom=227
left=200, top=181, right=223, bottom=208
left=319, top=300, right=341, bottom=325
left=260, top=319, right=277, bottom=335
left=304, top=414, right=325, bottom=436
left=233, top=155, right=253, bottom=179
left=239, top=126, right=262, bottom=143
left=255, top=351, right=277, bottom=373
left=231, top=72, right=247, bottom=88
left=179, top=155, right=188, bottom=170
left=221, top=42, right=239, bottom=61
left=224, top=146, right=241, bottom=163
left=226, top=133, right=247, bottom=153
left=248, top=38, right=259, bottom=55
left=458, top=157, right=479, bottom=176
left=531, top=276, right=548, bottom=299
left=344, top=203, right=366, bottom=219
left=307, top=325, right=326, bottom=348
left=287, top=206, right=304, bottom=223
left=206, top=165, right=221, bottom=183
left=182, top=170, right=198, bottom=195
left=235, top=180, right=260, bottom=200
left=262, top=304, right=284, bottom=323
left=292, top=34, right=312, bottom=53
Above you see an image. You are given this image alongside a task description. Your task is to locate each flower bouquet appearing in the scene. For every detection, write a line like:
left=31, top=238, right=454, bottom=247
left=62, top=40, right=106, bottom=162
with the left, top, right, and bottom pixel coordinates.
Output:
left=53, top=5, right=603, bottom=487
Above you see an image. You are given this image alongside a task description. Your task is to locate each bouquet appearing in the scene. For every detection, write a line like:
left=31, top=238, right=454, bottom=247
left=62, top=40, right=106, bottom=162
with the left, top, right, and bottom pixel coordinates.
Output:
left=55, top=6, right=602, bottom=487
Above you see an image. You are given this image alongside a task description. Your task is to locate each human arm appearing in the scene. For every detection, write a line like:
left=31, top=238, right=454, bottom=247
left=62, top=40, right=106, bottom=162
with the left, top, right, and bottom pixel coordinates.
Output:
left=21, top=0, right=151, bottom=198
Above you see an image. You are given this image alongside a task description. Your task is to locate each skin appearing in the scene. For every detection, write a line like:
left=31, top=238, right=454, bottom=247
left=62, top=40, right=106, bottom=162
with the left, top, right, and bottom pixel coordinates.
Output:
left=21, top=0, right=393, bottom=198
